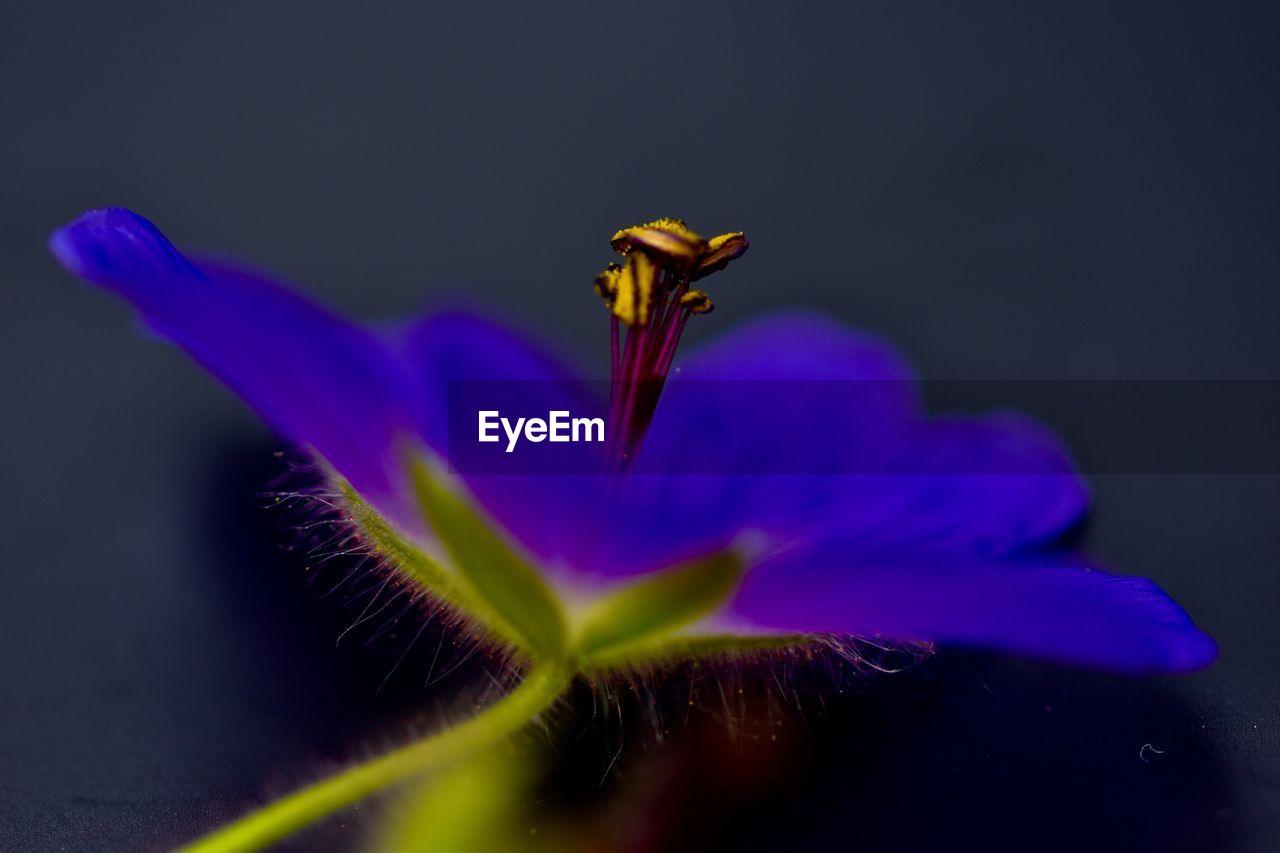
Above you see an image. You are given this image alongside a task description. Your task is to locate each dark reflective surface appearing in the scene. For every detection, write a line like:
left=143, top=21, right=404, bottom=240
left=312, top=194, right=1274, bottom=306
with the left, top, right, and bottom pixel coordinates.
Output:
left=2, top=2, right=1278, bottom=850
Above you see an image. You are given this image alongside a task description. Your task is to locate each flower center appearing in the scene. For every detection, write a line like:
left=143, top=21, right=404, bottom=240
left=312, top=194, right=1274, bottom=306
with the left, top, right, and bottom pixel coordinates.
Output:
left=594, top=218, right=748, bottom=466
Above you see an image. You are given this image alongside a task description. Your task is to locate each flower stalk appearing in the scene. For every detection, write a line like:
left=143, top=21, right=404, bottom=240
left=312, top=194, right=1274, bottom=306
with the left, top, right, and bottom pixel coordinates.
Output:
left=180, top=661, right=573, bottom=853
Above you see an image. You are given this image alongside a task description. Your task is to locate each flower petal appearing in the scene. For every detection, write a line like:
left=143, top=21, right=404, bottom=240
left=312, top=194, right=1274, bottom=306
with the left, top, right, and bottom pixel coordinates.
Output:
left=840, top=412, right=1090, bottom=556
left=49, top=209, right=416, bottom=525
left=727, top=545, right=1216, bottom=673
left=391, top=311, right=593, bottom=449
left=393, top=312, right=625, bottom=582
left=627, top=312, right=1089, bottom=563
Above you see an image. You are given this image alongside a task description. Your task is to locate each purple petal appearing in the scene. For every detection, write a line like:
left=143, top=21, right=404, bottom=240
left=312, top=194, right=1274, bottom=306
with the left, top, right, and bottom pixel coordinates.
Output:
left=393, top=312, right=627, bottom=582
left=844, top=412, right=1089, bottom=555
left=675, top=310, right=919, bottom=383
left=596, top=313, right=922, bottom=573
left=629, top=312, right=1089, bottom=562
left=728, top=544, right=1216, bottom=673
left=444, top=311, right=1091, bottom=581
left=50, top=209, right=417, bottom=527
left=391, top=311, right=594, bottom=450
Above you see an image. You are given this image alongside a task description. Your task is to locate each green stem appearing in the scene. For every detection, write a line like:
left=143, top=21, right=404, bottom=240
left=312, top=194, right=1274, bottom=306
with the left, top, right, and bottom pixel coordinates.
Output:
left=180, top=662, right=572, bottom=853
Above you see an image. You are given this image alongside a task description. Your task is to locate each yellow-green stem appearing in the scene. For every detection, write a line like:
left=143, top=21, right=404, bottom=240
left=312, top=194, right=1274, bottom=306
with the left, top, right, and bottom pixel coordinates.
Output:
left=180, top=662, right=572, bottom=853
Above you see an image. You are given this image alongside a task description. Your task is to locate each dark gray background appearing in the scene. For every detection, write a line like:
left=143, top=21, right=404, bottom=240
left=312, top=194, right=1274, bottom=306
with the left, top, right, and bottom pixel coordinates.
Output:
left=2, top=1, right=1278, bottom=850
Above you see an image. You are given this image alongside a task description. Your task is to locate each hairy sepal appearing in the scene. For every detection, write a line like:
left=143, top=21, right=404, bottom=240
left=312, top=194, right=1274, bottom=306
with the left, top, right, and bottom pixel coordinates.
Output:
left=410, top=458, right=569, bottom=660
left=575, top=551, right=747, bottom=665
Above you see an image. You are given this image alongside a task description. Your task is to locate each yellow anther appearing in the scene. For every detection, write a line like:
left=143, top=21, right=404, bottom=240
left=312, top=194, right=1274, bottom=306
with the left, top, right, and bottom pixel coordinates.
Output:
left=605, top=252, right=656, bottom=326
left=611, top=218, right=705, bottom=259
left=693, top=232, right=749, bottom=279
left=594, top=263, right=623, bottom=300
left=648, top=217, right=692, bottom=231
left=596, top=220, right=745, bottom=327
left=680, top=289, right=714, bottom=314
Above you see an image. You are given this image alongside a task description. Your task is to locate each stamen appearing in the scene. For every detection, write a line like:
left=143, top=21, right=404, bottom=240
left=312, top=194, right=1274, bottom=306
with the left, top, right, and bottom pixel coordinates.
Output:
left=593, top=219, right=748, bottom=467
left=611, top=218, right=703, bottom=259
left=680, top=289, right=714, bottom=313
left=694, top=232, right=748, bottom=279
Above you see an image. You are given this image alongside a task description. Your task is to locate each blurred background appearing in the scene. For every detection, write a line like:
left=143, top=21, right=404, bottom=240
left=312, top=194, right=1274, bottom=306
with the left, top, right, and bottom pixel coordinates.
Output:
left=2, top=1, right=1278, bottom=850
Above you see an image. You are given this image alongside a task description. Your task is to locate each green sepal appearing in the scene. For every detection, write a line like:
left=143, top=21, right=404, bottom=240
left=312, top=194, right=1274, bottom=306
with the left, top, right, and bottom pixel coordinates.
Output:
left=340, top=483, right=453, bottom=593
left=581, top=632, right=805, bottom=672
left=575, top=550, right=746, bottom=664
left=410, top=458, right=568, bottom=659
left=341, top=481, right=537, bottom=652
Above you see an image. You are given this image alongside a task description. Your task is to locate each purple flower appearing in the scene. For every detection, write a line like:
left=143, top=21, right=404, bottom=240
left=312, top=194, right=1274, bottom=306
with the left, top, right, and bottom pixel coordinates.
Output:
left=50, top=208, right=1215, bottom=675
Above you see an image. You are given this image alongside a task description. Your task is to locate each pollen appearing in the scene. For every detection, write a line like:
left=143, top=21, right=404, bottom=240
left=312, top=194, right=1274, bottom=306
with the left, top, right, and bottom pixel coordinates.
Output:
left=680, top=289, right=714, bottom=314
left=593, top=263, right=623, bottom=301
left=610, top=218, right=703, bottom=258
left=609, top=251, right=656, bottom=327
left=695, top=232, right=749, bottom=279
left=595, top=219, right=748, bottom=329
